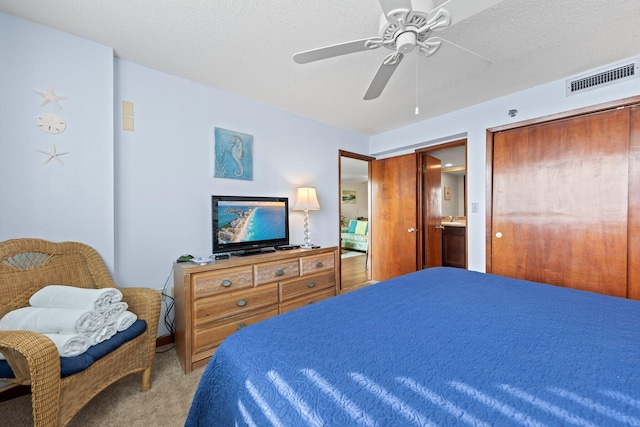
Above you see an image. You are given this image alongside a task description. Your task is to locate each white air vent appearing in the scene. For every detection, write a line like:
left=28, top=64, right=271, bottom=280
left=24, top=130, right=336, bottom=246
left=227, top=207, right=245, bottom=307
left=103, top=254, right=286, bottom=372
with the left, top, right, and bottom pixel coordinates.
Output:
left=566, top=59, right=639, bottom=96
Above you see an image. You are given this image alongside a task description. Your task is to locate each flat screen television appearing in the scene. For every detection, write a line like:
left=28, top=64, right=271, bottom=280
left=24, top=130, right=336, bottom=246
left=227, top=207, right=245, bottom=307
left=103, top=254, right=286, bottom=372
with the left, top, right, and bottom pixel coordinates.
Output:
left=212, top=195, right=290, bottom=256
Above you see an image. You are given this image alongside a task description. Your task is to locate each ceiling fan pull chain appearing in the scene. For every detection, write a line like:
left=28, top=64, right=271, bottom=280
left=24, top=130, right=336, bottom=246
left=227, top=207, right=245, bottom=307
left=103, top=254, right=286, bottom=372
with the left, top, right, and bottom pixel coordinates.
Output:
left=415, top=53, right=420, bottom=115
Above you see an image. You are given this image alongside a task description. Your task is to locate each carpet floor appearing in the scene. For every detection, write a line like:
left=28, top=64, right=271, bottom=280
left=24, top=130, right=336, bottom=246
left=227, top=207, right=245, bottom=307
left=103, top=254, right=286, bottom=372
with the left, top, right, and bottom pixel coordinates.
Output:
left=0, top=345, right=204, bottom=426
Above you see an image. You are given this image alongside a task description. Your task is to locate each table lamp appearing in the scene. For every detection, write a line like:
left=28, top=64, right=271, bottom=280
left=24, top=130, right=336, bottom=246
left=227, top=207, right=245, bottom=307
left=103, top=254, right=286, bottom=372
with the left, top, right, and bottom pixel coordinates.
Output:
left=293, top=187, right=320, bottom=249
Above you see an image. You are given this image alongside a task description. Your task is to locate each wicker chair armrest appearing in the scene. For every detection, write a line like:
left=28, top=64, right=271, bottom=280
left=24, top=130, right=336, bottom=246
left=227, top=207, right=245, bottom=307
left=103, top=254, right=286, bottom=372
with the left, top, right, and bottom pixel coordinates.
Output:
left=0, top=330, right=60, bottom=384
left=120, top=287, right=161, bottom=323
left=0, top=331, right=63, bottom=426
left=119, top=288, right=161, bottom=377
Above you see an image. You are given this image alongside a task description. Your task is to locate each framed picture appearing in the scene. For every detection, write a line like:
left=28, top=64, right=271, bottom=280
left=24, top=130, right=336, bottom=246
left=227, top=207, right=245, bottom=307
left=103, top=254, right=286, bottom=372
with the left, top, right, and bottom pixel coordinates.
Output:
left=444, top=186, right=451, bottom=200
left=214, top=127, right=253, bottom=180
left=342, top=190, right=356, bottom=204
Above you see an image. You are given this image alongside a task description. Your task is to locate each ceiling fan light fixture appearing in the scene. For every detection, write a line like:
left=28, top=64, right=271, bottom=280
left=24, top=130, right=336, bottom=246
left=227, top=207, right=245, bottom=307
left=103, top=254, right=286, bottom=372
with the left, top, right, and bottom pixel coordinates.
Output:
left=396, top=31, right=418, bottom=53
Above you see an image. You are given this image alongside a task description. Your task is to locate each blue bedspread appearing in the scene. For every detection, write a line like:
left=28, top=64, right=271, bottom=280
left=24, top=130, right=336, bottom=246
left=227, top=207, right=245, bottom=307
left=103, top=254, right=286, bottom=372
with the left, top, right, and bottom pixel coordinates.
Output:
left=186, top=267, right=640, bottom=426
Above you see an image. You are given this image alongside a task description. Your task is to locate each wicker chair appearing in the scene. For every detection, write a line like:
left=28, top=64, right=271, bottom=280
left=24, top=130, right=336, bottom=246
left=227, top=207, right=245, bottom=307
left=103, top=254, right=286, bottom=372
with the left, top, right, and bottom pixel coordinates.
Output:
left=0, top=238, right=161, bottom=426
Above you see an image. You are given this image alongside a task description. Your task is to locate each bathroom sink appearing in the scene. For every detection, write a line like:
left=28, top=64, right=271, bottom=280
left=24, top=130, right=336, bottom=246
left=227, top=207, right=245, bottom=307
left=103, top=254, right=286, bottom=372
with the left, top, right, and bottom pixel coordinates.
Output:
left=441, top=220, right=466, bottom=227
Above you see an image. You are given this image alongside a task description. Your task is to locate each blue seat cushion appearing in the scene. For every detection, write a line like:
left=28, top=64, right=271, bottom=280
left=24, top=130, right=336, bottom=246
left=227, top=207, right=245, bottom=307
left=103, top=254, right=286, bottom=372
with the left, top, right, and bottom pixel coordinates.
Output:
left=0, top=319, right=147, bottom=378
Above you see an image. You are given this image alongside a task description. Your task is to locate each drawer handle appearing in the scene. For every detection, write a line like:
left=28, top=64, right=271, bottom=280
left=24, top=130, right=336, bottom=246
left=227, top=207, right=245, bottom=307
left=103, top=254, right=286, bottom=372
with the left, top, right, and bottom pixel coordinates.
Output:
left=316, top=261, right=323, bottom=268
left=237, top=299, right=247, bottom=307
left=237, top=322, right=248, bottom=330
left=275, top=269, right=284, bottom=276
left=221, top=279, right=232, bottom=287
left=307, top=281, right=315, bottom=288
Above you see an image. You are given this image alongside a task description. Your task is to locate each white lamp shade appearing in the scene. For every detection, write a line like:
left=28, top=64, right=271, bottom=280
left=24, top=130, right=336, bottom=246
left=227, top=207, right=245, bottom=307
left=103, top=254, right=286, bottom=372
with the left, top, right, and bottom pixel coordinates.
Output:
left=293, top=187, right=320, bottom=211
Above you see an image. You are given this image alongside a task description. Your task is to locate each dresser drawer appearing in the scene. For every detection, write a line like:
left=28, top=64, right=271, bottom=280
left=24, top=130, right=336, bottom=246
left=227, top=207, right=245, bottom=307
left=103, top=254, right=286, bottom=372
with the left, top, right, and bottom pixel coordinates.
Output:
left=193, top=307, right=279, bottom=355
left=279, top=288, right=335, bottom=314
left=279, top=271, right=335, bottom=302
left=192, top=266, right=254, bottom=297
left=194, top=282, right=278, bottom=326
left=300, top=252, right=335, bottom=275
left=254, top=258, right=299, bottom=285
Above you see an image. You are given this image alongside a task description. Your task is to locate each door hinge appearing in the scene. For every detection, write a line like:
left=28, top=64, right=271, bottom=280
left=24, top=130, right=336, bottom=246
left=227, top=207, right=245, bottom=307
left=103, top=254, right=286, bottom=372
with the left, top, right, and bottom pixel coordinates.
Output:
left=421, top=165, right=426, bottom=173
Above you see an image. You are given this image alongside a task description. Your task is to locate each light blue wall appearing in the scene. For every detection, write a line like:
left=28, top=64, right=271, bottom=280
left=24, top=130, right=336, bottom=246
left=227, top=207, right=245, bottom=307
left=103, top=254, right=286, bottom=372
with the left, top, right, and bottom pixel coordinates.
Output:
left=0, top=12, right=369, bottom=337
left=114, top=60, right=368, bottom=335
left=0, top=12, right=115, bottom=266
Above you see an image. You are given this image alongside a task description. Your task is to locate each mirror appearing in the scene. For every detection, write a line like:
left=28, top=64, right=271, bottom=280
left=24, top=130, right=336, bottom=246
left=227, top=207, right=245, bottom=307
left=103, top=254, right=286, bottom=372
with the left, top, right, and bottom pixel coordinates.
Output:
left=429, top=146, right=466, bottom=218
left=441, top=167, right=465, bottom=217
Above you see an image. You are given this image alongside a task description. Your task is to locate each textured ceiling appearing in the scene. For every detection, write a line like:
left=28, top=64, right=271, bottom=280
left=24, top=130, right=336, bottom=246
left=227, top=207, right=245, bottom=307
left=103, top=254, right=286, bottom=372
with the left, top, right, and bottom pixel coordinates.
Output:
left=2, top=0, right=639, bottom=135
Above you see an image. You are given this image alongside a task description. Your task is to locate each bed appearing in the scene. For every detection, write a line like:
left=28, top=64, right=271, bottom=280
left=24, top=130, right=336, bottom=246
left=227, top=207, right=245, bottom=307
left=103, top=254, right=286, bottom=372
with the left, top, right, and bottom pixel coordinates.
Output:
left=186, top=267, right=640, bottom=426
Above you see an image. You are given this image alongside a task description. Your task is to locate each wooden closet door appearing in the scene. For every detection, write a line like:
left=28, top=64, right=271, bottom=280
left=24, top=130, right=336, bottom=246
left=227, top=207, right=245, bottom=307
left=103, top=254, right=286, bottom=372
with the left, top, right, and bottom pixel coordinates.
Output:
left=491, top=108, right=630, bottom=297
left=628, top=106, right=640, bottom=300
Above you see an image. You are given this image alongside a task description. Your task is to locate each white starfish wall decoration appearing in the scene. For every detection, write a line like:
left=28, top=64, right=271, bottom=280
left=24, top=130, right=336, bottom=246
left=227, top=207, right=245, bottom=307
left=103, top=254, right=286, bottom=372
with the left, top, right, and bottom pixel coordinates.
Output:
left=33, top=86, right=68, bottom=109
left=37, top=144, right=69, bottom=165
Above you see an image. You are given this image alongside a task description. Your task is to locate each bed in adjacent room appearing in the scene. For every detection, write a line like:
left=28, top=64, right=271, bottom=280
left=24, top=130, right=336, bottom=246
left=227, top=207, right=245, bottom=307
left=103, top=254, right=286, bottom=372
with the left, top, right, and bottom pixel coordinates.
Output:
left=186, top=267, right=640, bottom=426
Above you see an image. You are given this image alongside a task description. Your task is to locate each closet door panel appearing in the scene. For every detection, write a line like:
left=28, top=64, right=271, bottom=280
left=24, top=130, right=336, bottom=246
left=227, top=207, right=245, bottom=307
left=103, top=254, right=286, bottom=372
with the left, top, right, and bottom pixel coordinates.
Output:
left=492, top=109, right=630, bottom=297
left=628, top=106, right=640, bottom=300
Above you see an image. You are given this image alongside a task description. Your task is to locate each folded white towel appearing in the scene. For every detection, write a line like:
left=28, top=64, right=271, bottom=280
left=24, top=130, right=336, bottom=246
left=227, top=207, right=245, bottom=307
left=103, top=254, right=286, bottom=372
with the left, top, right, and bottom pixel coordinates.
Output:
left=114, top=311, right=137, bottom=332
left=0, top=333, right=91, bottom=359
left=102, top=302, right=128, bottom=324
left=90, top=323, right=117, bottom=345
left=29, top=285, right=123, bottom=313
left=0, top=307, right=104, bottom=334
left=43, top=333, right=91, bottom=357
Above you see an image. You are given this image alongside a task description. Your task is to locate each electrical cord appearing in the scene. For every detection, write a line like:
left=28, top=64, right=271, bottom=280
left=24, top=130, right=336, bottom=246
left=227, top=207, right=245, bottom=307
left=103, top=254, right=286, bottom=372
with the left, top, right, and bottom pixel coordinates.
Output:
left=156, top=265, right=176, bottom=353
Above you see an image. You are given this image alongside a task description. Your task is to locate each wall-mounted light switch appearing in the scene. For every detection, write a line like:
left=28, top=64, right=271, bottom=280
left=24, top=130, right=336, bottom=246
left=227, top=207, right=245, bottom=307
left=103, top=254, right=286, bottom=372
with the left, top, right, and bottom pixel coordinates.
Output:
left=122, top=100, right=134, bottom=116
left=123, top=116, right=134, bottom=131
left=122, top=100, right=134, bottom=131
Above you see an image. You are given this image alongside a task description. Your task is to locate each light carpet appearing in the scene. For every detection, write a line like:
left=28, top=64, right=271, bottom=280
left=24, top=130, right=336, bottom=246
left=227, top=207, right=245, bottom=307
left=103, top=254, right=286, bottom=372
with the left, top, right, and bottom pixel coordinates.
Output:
left=0, top=345, right=204, bottom=426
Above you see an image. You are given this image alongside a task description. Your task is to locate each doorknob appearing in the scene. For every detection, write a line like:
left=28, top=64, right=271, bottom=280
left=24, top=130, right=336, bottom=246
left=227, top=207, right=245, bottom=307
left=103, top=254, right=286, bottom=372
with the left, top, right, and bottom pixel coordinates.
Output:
left=495, top=232, right=503, bottom=238
left=435, top=225, right=445, bottom=229
left=408, top=228, right=417, bottom=233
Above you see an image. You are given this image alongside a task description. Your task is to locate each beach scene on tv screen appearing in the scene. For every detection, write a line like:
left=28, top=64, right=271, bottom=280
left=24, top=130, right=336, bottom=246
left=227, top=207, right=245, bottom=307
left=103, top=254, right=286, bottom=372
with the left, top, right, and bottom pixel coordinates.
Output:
left=217, top=201, right=286, bottom=243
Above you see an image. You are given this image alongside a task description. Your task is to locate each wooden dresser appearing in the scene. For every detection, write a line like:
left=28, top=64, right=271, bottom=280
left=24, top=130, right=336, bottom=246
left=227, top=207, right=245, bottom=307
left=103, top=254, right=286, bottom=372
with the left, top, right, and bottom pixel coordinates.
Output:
left=174, top=246, right=339, bottom=373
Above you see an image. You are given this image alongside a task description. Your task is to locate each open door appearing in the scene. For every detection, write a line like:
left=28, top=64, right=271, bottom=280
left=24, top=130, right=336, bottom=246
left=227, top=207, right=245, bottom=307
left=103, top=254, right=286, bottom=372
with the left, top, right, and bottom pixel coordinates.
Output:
left=422, top=154, right=443, bottom=268
left=371, top=153, right=418, bottom=281
left=339, top=151, right=374, bottom=292
left=417, top=140, right=467, bottom=270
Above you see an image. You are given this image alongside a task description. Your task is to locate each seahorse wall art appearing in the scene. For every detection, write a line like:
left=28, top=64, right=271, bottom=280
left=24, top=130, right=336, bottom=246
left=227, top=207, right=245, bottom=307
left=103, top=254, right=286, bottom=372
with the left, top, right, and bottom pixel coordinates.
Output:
left=213, top=127, right=253, bottom=180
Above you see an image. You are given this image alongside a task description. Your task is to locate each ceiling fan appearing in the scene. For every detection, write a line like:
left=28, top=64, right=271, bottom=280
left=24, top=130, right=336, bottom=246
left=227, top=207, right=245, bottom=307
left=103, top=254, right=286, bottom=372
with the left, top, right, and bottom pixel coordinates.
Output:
left=293, top=0, right=504, bottom=100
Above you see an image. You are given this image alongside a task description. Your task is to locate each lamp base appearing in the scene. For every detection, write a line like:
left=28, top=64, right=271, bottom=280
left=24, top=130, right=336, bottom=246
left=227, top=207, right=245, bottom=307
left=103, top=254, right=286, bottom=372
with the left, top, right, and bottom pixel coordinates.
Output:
left=299, top=244, right=320, bottom=249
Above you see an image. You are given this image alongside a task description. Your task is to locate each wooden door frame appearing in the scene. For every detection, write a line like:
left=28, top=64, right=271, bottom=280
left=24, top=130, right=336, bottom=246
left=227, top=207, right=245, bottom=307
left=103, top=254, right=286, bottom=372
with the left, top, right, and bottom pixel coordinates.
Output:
left=416, top=139, right=468, bottom=270
left=338, top=150, right=375, bottom=287
left=485, top=95, right=640, bottom=274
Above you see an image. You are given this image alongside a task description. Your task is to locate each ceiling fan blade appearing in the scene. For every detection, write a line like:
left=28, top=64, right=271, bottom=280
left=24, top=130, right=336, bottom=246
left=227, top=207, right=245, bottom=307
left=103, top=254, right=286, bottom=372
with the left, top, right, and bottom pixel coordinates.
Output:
left=427, top=0, right=504, bottom=27
left=424, top=37, right=490, bottom=76
left=378, top=0, right=413, bottom=18
left=364, top=53, right=404, bottom=100
left=293, top=38, right=381, bottom=64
